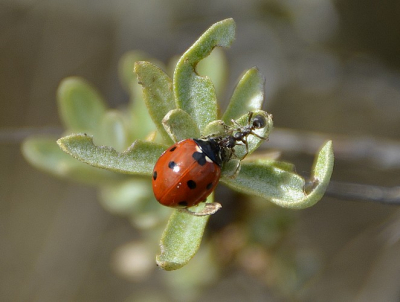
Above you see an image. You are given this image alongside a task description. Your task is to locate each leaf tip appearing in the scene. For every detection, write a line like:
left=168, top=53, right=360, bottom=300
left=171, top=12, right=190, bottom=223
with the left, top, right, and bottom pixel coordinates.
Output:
left=314, top=140, right=334, bottom=178
left=133, top=60, right=145, bottom=73
left=156, top=248, right=182, bottom=271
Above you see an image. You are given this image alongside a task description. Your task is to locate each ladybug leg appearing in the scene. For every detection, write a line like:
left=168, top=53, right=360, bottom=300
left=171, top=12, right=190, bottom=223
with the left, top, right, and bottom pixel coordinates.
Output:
left=179, top=202, right=222, bottom=216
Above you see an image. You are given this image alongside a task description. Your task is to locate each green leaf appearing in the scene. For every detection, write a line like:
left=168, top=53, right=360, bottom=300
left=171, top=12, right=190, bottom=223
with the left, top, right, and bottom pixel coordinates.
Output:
left=221, top=141, right=334, bottom=209
left=221, top=160, right=306, bottom=202
left=135, top=61, right=175, bottom=143
left=167, top=55, right=179, bottom=77
left=202, top=120, right=227, bottom=138
left=162, top=109, right=200, bottom=142
left=118, top=53, right=158, bottom=140
left=118, top=51, right=150, bottom=93
left=22, top=137, right=122, bottom=185
left=196, top=47, right=228, bottom=98
left=97, top=110, right=129, bottom=152
left=156, top=196, right=213, bottom=271
left=57, top=133, right=166, bottom=176
left=174, top=18, right=236, bottom=131
left=293, top=140, right=334, bottom=208
left=99, top=178, right=152, bottom=215
left=222, top=67, right=265, bottom=123
left=57, top=77, right=107, bottom=132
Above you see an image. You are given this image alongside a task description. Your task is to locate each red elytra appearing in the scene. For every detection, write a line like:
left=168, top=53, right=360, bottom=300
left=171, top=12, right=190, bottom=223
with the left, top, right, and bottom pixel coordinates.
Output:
left=152, top=139, right=221, bottom=208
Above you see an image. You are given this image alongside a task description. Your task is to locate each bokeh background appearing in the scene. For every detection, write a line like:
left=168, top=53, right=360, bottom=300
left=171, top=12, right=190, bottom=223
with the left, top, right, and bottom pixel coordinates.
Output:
left=1, top=0, right=400, bottom=301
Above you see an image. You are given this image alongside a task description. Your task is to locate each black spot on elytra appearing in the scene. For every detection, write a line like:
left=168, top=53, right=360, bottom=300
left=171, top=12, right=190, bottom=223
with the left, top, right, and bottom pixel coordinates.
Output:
left=168, top=161, right=176, bottom=169
left=170, top=146, right=177, bottom=152
left=178, top=201, right=188, bottom=207
left=206, top=182, right=213, bottom=190
left=187, top=180, right=196, bottom=189
left=192, top=152, right=206, bottom=166
left=153, top=171, right=157, bottom=180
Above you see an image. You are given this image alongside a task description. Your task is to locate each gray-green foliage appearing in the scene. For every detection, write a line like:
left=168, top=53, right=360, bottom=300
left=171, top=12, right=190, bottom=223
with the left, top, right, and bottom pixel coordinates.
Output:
left=22, top=18, right=334, bottom=271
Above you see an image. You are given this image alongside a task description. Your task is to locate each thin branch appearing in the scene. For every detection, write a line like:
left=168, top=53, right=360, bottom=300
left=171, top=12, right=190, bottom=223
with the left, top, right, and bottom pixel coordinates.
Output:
left=0, top=127, right=63, bottom=144
left=326, top=181, right=400, bottom=205
left=267, top=128, right=400, bottom=169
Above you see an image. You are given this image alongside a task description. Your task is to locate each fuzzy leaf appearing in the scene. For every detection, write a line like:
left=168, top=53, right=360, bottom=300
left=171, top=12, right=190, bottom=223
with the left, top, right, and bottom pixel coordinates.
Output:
left=174, top=18, right=236, bottom=131
left=202, top=120, right=227, bottom=137
left=156, top=197, right=213, bottom=271
left=222, top=67, right=265, bottom=123
left=97, top=110, right=129, bottom=152
left=135, top=61, right=175, bottom=143
left=57, top=77, right=107, bottom=132
left=118, top=51, right=149, bottom=93
left=221, top=141, right=334, bottom=209
left=162, top=109, right=200, bottom=142
left=221, top=160, right=305, bottom=201
left=119, top=53, right=158, bottom=140
left=196, top=47, right=228, bottom=98
left=22, top=137, right=122, bottom=185
left=292, top=140, right=334, bottom=208
left=130, top=80, right=158, bottom=141
left=57, top=133, right=166, bottom=176
left=99, top=178, right=152, bottom=215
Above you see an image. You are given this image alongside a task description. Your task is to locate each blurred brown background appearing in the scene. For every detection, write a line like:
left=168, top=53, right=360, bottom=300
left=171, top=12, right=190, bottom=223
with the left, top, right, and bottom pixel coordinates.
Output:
left=1, top=0, right=400, bottom=301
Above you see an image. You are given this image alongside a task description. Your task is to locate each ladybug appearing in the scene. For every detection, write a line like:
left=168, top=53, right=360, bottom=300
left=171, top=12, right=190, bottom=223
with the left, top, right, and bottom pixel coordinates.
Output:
left=152, top=138, right=223, bottom=209
left=152, top=112, right=268, bottom=215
